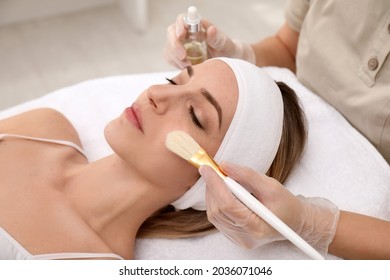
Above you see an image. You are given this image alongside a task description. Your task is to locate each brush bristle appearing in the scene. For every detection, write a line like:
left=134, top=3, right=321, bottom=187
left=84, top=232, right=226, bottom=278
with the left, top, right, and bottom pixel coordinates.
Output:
left=165, top=131, right=201, bottom=161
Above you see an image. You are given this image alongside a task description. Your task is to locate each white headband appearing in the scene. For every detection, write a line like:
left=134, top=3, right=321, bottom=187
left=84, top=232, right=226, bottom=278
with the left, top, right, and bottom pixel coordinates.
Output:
left=171, top=57, right=284, bottom=210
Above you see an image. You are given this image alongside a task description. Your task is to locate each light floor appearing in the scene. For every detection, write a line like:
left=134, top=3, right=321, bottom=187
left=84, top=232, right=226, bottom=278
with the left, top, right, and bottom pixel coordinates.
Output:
left=0, top=0, right=287, bottom=110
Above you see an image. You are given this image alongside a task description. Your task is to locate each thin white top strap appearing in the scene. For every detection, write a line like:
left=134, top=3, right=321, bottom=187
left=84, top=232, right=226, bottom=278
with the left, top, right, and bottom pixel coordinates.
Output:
left=31, top=252, right=125, bottom=260
left=0, top=133, right=87, bottom=158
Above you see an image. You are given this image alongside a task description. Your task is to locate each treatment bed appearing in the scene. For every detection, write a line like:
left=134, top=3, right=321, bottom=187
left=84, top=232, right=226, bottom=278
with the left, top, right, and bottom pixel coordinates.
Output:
left=1, top=67, right=389, bottom=259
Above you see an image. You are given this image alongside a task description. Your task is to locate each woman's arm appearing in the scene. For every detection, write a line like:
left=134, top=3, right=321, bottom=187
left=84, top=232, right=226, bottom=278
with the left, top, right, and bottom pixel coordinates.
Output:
left=251, top=22, right=299, bottom=72
left=329, top=211, right=390, bottom=259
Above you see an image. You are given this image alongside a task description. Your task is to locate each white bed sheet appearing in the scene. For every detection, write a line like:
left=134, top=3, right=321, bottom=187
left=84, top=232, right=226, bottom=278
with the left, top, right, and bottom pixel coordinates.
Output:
left=1, top=67, right=389, bottom=260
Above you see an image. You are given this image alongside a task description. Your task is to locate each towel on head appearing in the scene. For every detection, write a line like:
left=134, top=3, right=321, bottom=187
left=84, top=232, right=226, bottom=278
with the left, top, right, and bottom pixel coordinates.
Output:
left=170, top=57, right=284, bottom=211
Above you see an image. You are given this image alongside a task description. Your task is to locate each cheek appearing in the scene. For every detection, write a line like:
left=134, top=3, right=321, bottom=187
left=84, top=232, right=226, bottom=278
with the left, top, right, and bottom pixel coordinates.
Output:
left=140, top=143, right=200, bottom=197
left=111, top=121, right=199, bottom=193
left=197, top=134, right=223, bottom=158
left=145, top=130, right=201, bottom=188
left=105, top=115, right=200, bottom=196
left=156, top=157, right=199, bottom=188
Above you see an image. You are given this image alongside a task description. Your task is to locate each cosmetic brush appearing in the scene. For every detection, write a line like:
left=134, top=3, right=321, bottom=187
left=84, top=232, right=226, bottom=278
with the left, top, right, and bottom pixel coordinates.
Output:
left=166, top=130, right=324, bottom=260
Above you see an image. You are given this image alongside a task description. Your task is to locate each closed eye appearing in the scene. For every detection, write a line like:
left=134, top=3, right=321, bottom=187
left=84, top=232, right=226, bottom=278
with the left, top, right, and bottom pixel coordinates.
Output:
left=189, top=106, right=203, bottom=129
left=165, top=77, right=177, bottom=85
left=166, top=77, right=203, bottom=129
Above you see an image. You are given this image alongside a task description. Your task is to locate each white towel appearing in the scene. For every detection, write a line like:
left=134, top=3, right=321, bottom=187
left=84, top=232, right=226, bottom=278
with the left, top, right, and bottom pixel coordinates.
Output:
left=1, top=67, right=389, bottom=259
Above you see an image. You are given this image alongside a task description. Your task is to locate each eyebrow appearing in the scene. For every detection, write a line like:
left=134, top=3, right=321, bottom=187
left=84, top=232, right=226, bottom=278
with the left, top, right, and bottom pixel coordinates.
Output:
left=186, top=66, right=223, bottom=129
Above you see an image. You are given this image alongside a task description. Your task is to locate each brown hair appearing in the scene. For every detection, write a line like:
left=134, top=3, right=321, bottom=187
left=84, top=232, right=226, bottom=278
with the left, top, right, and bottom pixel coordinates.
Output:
left=137, top=81, right=307, bottom=238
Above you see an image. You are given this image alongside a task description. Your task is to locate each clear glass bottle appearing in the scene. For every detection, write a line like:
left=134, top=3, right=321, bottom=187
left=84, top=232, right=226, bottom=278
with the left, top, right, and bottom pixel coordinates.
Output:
left=183, top=6, right=207, bottom=65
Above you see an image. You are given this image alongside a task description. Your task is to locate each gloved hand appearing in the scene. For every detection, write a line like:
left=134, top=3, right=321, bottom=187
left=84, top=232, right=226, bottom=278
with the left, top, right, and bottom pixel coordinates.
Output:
left=200, top=161, right=340, bottom=256
left=164, top=14, right=256, bottom=69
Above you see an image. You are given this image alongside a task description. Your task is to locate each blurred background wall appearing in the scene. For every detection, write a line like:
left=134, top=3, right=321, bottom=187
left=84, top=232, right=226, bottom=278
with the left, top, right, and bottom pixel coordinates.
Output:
left=0, top=0, right=287, bottom=110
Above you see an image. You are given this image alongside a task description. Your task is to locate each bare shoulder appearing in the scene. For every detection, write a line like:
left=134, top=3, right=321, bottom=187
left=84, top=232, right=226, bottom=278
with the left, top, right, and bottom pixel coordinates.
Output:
left=0, top=108, right=82, bottom=148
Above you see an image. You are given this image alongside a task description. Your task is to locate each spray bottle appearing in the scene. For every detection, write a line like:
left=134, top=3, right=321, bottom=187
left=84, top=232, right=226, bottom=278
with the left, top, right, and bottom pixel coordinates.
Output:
left=183, top=6, right=207, bottom=65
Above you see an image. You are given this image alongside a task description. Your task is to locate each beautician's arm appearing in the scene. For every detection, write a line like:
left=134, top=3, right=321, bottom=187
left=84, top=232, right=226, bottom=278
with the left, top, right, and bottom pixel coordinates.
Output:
left=251, top=22, right=299, bottom=72
left=329, top=211, right=390, bottom=259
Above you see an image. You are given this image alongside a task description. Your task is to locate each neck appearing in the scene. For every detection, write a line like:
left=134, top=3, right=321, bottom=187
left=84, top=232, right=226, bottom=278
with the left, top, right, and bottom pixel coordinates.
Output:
left=64, top=154, right=173, bottom=256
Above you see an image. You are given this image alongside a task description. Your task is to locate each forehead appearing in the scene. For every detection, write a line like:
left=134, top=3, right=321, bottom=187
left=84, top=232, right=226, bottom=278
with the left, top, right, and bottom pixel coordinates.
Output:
left=194, top=59, right=236, bottom=85
left=192, top=59, right=238, bottom=102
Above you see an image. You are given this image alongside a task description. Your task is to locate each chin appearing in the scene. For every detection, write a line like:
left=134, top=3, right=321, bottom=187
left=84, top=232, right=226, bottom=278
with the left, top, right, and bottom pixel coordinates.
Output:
left=103, top=119, right=116, bottom=144
left=104, top=118, right=131, bottom=154
left=105, top=118, right=151, bottom=166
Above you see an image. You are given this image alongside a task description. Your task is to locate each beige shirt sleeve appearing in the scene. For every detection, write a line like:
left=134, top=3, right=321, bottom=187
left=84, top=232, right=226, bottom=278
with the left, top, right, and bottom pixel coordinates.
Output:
left=284, top=0, right=310, bottom=32
left=284, top=0, right=390, bottom=164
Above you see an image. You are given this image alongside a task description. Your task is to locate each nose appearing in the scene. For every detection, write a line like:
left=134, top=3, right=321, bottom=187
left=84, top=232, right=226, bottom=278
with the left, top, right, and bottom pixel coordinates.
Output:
left=147, top=84, right=186, bottom=114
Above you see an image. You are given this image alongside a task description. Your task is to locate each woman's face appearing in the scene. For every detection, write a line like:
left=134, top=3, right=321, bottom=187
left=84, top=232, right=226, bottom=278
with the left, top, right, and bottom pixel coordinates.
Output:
left=104, top=59, right=238, bottom=199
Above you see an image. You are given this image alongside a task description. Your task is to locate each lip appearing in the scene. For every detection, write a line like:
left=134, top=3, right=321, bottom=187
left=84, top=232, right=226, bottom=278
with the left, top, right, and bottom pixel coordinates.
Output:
left=124, top=104, right=143, bottom=132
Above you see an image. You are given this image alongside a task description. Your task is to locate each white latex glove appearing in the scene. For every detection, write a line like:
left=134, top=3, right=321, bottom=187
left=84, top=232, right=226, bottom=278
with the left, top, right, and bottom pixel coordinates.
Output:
left=164, top=14, right=256, bottom=69
left=200, top=162, right=340, bottom=255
